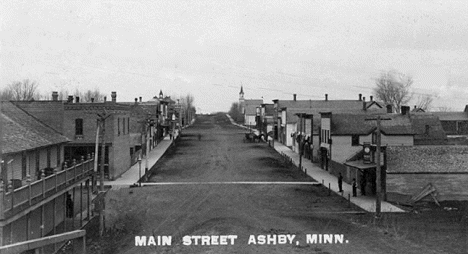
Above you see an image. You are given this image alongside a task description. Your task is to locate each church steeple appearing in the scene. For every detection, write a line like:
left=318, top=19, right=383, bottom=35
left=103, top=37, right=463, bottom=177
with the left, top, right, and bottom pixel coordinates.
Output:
left=239, top=86, right=244, bottom=99
left=159, top=90, right=163, bottom=99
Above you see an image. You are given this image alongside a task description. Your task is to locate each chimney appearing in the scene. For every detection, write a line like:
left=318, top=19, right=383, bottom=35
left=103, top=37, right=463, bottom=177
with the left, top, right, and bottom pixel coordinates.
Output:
left=135, top=98, right=138, bottom=104
left=325, top=94, right=328, bottom=101
left=91, top=98, right=94, bottom=103
left=359, top=93, right=362, bottom=101
left=75, top=96, right=80, bottom=103
left=293, top=94, right=297, bottom=101
left=67, top=96, right=73, bottom=103
left=139, top=97, right=142, bottom=102
left=363, top=97, right=366, bottom=102
left=111, top=91, right=117, bottom=102
left=104, top=96, right=107, bottom=102
left=52, top=91, right=58, bottom=101
left=386, top=105, right=392, bottom=113
left=370, top=96, right=373, bottom=101
left=401, top=106, right=410, bottom=115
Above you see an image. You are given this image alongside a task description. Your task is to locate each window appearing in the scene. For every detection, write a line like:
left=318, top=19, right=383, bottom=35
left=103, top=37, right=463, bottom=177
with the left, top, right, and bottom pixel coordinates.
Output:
left=352, top=135, right=360, bottom=146
left=123, top=117, right=126, bottom=135
left=118, top=118, right=120, bottom=135
left=22, top=152, right=27, bottom=178
left=75, top=119, right=83, bottom=135
left=425, top=125, right=430, bottom=135
left=35, top=150, right=40, bottom=175
left=57, top=145, right=61, bottom=167
left=47, top=147, right=51, bottom=168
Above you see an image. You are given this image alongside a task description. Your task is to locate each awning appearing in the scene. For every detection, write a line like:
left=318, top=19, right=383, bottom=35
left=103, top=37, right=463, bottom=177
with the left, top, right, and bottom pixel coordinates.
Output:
left=344, top=160, right=379, bottom=170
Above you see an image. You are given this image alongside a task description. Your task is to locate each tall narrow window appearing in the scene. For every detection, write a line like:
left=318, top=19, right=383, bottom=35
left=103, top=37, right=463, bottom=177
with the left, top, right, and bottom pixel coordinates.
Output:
left=47, top=147, right=51, bottom=168
left=57, top=145, right=61, bottom=167
left=123, top=117, right=126, bottom=135
left=22, top=152, right=27, bottom=178
left=118, top=118, right=120, bottom=135
left=75, top=118, right=83, bottom=135
left=352, top=135, right=360, bottom=146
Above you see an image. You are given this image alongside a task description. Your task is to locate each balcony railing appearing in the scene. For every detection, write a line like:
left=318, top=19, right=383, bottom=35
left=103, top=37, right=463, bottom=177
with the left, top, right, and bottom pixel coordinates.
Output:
left=1, top=157, right=94, bottom=217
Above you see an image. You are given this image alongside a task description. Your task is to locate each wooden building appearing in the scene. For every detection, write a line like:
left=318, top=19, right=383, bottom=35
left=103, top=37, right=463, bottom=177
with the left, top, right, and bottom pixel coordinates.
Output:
left=0, top=101, right=94, bottom=246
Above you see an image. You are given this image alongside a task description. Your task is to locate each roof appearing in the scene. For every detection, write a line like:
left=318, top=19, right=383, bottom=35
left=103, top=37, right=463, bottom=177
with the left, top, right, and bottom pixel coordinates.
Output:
left=244, top=99, right=263, bottom=115
left=279, top=100, right=385, bottom=123
left=329, top=113, right=415, bottom=135
left=276, top=99, right=383, bottom=112
left=432, top=112, right=468, bottom=121
left=1, top=101, right=69, bottom=154
left=387, top=146, right=468, bottom=173
left=409, top=113, right=447, bottom=144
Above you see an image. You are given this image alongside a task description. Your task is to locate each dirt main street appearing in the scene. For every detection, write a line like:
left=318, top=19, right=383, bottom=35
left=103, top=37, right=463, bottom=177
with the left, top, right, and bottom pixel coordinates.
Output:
left=86, top=114, right=465, bottom=254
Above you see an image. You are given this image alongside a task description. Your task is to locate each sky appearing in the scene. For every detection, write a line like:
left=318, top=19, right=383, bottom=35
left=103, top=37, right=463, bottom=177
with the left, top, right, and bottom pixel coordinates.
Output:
left=1, top=0, right=468, bottom=113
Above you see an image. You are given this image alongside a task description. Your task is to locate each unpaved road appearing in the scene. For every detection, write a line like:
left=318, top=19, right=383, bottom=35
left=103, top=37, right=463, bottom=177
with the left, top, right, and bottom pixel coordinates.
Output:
left=90, top=114, right=450, bottom=254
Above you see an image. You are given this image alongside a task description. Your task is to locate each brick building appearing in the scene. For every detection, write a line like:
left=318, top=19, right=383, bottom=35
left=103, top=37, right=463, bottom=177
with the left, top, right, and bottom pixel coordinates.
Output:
left=13, top=92, right=132, bottom=180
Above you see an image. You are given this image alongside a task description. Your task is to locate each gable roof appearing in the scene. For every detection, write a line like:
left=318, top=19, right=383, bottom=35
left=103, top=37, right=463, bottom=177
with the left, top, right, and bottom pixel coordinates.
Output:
left=409, top=113, right=447, bottom=144
left=329, top=113, right=415, bottom=135
left=1, top=102, right=69, bottom=154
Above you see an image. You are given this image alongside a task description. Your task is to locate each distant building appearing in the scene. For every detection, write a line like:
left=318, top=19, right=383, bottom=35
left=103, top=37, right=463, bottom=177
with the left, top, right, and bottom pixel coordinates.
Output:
left=432, top=111, right=468, bottom=135
left=238, top=86, right=263, bottom=127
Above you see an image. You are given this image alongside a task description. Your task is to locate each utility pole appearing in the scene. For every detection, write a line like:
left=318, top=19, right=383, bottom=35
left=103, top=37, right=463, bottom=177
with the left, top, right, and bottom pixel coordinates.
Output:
left=365, top=115, right=391, bottom=218
left=296, top=113, right=304, bottom=170
left=145, top=119, right=150, bottom=177
left=96, top=112, right=110, bottom=236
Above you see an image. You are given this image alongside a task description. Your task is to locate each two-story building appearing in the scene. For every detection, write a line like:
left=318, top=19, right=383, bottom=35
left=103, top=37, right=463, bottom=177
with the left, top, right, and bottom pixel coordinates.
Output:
left=273, top=94, right=385, bottom=159
left=1, top=101, right=94, bottom=246
left=320, top=106, right=448, bottom=197
left=13, top=92, right=132, bottom=180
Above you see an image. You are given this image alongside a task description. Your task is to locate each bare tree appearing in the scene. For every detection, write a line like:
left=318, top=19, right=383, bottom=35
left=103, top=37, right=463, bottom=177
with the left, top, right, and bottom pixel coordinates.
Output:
left=373, top=70, right=413, bottom=113
left=0, top=89, right=13, bottom=101
left=1, top=79, right=39, bottom=101
left=415, top=94, right=434, bottom=111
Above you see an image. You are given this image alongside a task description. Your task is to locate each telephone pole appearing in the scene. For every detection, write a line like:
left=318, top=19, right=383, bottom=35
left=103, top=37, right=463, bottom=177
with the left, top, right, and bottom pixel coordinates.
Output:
left=96, top=112, right=111, bottom=236
left=365, top=115, right=391, bottom=218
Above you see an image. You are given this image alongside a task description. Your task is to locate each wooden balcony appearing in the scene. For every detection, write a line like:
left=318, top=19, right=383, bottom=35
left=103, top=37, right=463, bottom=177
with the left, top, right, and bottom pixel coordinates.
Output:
left=0, top=158, right=94, bottom=220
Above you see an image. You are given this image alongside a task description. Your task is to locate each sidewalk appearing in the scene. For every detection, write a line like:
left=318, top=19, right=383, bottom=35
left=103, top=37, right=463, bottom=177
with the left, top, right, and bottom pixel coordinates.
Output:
left=225, top=114, right=404, bottom=213
left=273, top=142, right=405, bottom=213
left=104, top=136, right=173, bottom=188
left=226, top=114, right=260, bottom=135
